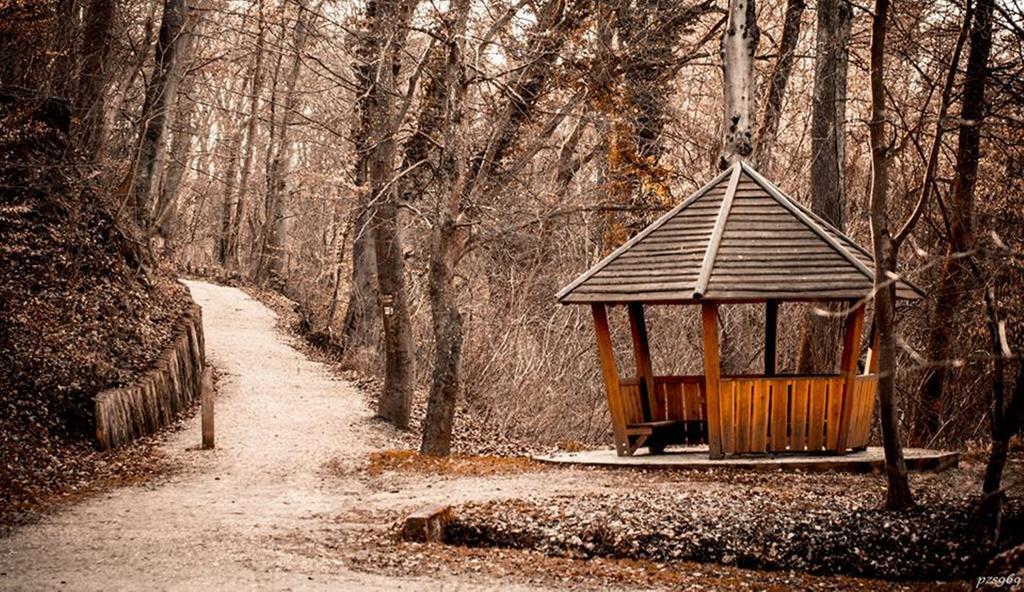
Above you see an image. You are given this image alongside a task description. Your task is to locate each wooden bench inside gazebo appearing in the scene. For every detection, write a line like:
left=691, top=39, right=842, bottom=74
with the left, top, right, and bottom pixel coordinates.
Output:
left=557, top=161, right=923, bottom=459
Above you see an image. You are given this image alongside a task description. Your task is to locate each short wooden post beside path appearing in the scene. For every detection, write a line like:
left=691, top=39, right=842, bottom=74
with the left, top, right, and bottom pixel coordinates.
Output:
left=201, top=367, right=215, bottom=450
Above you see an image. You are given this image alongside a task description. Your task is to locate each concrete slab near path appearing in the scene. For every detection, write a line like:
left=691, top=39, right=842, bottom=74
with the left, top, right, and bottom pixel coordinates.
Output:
left=534, top=446, right=959, bottom=473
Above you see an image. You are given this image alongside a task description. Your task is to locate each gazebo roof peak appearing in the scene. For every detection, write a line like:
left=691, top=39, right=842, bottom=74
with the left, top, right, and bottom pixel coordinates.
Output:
left=557, top=161, right=923, bottom=304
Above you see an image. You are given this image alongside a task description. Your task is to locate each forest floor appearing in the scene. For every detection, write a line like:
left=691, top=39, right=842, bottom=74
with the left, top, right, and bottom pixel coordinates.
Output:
left=0, top=280, right=1015, bottom=590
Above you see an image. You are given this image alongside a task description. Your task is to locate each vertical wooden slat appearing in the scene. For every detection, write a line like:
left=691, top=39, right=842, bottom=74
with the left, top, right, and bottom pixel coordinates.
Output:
left=770, top=379, right=789, bottom=451
left=750, top=380, right=768, bottom=452
left=864, top=378, right=878, bottom=443
left=823, top=376, right=839, bottom=446
left=851, top=379, right=869, bottom=447
left=592, top=304, right=627, bottom=456
left=826, top=378, right=844, bottom=450
left=736, top=380, right=752, bottom=453
left=836, top=303, right=866, bottom=452
left=791, top=380, right=809, bottom=451
left=701, top=302, right=725, bottom=458
left=681, top=381, right=695, bottom=441
left=684, top=382, right=701, bottom=421
left=697, top=381, right=707, bottom=421
left=765, top=300, right=778, bottom=376
left=687, top=381, right=698, bottom=421
left=720, top=380, right=736, bottom=453
left=808, top=379, right=827, bottom=451
left=859, top=379, right=871, bottom=446
left=846, top=380, right=860, bottom=448
left=667, top=383, right=684, bottom=419
left=697, top=379, right=708, bottom=442
left=627, top=303, right=657, bottom=422
left=668, top=380, right=677, bottom=421
left=672, top=381, right=684, bottom=420
left=654, top=380, right=667, bottom=421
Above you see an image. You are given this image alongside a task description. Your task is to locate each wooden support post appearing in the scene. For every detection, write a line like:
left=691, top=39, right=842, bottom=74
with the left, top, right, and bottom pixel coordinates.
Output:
left=592, top=304, right=627, bottom=456
left=627, top=303, right=657, bottom=421
left=765, top=300, right=778, bottom=376
left=836, top=302, right=866, bottom=452
left=201, top=366, right=215, bottom=450
left=701, top=302, right=725, bottom=459
left=866, top=323, right=880, bottom=374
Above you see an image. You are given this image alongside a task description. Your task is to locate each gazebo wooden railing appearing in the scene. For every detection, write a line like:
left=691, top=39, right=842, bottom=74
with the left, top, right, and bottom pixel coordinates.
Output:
left=558, top=161, right=923, bottom=459
left=616, top=372, right=878, bottom=454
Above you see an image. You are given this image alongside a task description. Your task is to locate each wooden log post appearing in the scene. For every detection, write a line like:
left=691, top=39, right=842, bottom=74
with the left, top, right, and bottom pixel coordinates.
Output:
left=201, top=366, right=215, bottom=450
left=865, top=323, right=880, bottom=374
left=835, top=301, right=866, bottom=452
left=765, top=300, right=778, bottom=376
left=592, top=304, right=628, bottom=456
left=627, top=303, right=657, bottom=421
left=701, top=302, right=725, bottom=459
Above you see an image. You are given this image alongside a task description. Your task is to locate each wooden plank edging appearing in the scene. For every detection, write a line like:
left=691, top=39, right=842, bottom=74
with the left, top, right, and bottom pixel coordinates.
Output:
left=94, top=304, right=206, bottom=450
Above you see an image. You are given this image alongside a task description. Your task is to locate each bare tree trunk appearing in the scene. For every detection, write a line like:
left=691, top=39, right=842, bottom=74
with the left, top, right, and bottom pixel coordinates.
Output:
left=74, top=0, right=116, bottom=158
left=719, top=0, right=760, bottom=168
left=919, top=0, right=994, bottom=440
left=981, top=286, right=1022, bottom=533
left=421, top=214, right=465, bottom=455
left=599, top=0, right=712, bottom=244
left=337, top=187, right=379, bottom=356
left=218, top=47, right=258, bottom=268
left=256, top=2, right=311, bottom=287
left=614, top=1, right=708, bottom=198
left=253, top=11, right=287, bottom=274
left=217, top=124, right=244, bottom=266
left=983, top=365, right=1024, bottom=533
left=323, top=198, right=351, bottom=330
left=808, top=0, right=851, bottom=228
left=222, top=3, right=266, bottom=272
left=420, top=0, right=471, bottom=456
left=153, top=85, right=198, bottom=245
left=340, top=206, right=380, bottom=352
left=366, top=0, right=418, bottom=429
left=105, top=0, right=159, bottom=159
left=127, top=0, right=189, bottom=233
left=867, top=0, right=914, bottom=511
left=795, top=0, right=852, bottom=375
left=152, top=20, right=199, bottom=248
left=418, top=0, right=590, bottom=453
left=338, top=0, right=390, bottom=355
left=752, top=0, right=805, bottom=170
left=373, top=189, right=416, bottom=428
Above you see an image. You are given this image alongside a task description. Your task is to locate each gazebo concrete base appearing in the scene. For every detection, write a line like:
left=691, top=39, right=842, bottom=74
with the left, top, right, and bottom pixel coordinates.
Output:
left=533, top=446, right=959, bottom=473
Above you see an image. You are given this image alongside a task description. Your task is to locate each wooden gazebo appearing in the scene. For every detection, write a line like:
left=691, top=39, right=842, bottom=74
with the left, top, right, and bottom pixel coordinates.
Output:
left=557, top=161, right=923, bottom=459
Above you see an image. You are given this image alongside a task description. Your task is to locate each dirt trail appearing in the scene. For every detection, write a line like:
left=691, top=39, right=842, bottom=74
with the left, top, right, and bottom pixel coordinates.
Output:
left=0, top=281, right=602, bottom=591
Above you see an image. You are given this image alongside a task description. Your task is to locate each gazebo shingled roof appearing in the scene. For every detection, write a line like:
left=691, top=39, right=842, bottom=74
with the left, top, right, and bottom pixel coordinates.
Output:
left=557, top=161, right=923, bottom=304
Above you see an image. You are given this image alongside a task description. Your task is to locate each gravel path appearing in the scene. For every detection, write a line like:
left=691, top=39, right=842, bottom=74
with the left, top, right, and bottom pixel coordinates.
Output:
left=0, top=281, right=578, bottom=591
